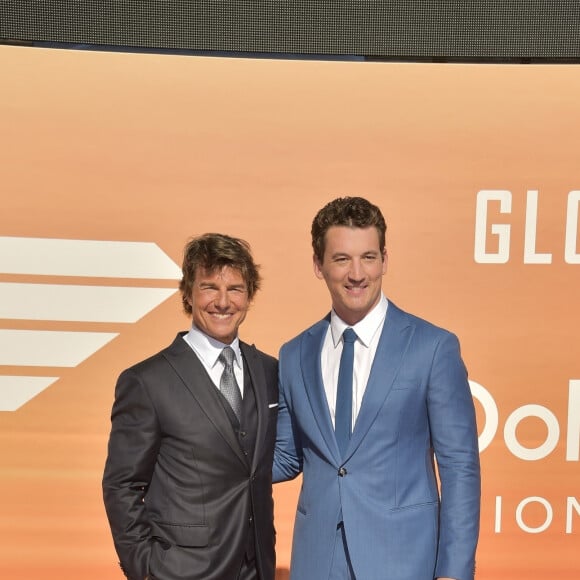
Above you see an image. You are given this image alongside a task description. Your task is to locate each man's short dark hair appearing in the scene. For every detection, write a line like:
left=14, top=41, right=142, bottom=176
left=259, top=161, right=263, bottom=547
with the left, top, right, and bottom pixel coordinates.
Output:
left=179, top=233, right=261, bottom=315
left=311, top=196, right=387, bottom=263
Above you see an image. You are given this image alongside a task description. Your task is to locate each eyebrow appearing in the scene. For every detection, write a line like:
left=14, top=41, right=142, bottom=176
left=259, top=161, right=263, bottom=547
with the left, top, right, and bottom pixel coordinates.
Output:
left=198, top=281, right=247, bottom=290
left=331, top=250, right=379, bottom=258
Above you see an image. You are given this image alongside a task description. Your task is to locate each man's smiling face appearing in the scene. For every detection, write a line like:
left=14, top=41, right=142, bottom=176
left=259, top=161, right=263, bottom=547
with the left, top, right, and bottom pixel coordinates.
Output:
left=188, top=265, right=250, bottom=344
left=314, top=225, right=387, bottom=326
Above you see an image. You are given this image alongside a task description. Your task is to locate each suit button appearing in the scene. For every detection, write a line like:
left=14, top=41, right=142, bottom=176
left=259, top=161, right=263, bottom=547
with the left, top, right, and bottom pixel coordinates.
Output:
left=240, top=431, right=247, bottom=437
left=338, top=467, right=347, bottom=477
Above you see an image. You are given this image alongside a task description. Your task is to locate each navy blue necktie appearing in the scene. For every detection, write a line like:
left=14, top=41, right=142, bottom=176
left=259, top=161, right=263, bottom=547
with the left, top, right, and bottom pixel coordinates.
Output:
left=335, top=328, right=357, bottom=456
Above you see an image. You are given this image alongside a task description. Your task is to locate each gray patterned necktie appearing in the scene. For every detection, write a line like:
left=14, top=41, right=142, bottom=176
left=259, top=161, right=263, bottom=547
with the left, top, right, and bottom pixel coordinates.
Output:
left=218, top=346, right=243, bottom=421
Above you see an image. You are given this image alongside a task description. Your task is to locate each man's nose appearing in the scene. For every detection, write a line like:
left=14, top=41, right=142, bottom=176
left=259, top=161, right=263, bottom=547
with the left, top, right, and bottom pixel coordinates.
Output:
left=348, top=259, right=364, bottom=280
left=215, top=289, right=230, bottom=308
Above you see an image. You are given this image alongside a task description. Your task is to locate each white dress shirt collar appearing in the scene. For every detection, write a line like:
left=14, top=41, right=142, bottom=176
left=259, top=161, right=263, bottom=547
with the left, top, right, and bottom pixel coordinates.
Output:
left=330, top=293, right=388, bottom=347
left=183, top=325, right=242, bottom=370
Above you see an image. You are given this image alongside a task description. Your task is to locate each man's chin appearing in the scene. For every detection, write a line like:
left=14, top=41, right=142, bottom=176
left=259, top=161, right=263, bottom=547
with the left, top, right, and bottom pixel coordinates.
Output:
left=205, top=326, right=237, bottom=344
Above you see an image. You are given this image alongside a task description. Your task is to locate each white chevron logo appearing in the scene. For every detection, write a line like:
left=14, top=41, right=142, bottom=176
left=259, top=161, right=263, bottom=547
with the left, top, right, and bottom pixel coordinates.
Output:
left=0, top=237, right=181, bottom=411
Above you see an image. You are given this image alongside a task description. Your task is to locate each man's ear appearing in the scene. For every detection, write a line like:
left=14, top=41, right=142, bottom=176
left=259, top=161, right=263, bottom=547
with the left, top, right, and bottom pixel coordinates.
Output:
left=313, top=254, right=324, bottom=280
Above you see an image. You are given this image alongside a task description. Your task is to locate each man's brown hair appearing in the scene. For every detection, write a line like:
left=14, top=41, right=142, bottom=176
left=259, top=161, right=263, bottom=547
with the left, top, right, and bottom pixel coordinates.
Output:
left=311, top=196, right=387, bottom=263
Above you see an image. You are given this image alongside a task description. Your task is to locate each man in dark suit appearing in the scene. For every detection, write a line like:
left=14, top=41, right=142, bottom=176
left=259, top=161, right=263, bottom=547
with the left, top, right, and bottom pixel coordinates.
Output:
left=273, top=197, right=480, bottom=580
left=103, top=233, right=278, bottom=580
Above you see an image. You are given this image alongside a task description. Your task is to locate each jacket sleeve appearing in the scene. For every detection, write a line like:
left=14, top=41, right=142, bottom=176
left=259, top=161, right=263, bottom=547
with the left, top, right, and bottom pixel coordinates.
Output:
left=102, top=367, right=160, bottom=580
left=429, top=332, right=481, bottom=580
left=272, top=342, right=303, bottom=483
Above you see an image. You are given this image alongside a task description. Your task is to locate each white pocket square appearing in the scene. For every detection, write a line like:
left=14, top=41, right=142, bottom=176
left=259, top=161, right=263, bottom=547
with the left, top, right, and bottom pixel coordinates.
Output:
left=268, top=403, right=279, bottom=408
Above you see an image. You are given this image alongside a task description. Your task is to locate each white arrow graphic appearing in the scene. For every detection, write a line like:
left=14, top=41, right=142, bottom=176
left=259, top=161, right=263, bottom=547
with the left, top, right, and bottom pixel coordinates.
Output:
left=0, top=237, right=181, bottom=411
left=0, top=236, right=181, bottom=278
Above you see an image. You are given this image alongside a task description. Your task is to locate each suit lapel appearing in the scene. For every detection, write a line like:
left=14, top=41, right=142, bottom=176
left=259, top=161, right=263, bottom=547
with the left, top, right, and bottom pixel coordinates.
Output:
left=240, top=342, right=268, bottom=474
left=300, top=316, right=342, bottom=463
left=163, top=333, right=248, bottom=468
left=345, top=303, right=414, bottom=459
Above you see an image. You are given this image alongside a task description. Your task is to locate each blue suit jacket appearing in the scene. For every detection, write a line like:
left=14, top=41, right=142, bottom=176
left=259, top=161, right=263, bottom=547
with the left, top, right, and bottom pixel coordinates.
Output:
left=273, top=302, right=480, bottom=580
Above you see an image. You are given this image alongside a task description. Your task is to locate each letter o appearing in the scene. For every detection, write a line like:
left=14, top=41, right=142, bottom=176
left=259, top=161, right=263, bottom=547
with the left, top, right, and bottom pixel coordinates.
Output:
left=516, top=496, right=553, bottom=533
left=504, top=404, right=560, bottom=460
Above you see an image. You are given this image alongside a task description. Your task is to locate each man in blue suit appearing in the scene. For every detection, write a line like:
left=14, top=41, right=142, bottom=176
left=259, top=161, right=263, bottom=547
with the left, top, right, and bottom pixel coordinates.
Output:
left=273, top=197, right=480, bottom=580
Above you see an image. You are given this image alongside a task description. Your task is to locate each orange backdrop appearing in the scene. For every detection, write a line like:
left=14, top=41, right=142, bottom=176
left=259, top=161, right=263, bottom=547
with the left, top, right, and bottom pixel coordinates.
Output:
left=0, top=45, right=578, bottom=578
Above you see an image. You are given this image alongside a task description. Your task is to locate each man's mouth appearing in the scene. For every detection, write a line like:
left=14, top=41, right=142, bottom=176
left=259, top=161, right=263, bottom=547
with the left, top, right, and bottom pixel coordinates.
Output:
left=209, top=312, right=233, bottom=319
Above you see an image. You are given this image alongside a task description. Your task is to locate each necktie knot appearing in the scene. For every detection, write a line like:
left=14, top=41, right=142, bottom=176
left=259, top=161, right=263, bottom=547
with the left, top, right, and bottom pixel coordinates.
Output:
left=219, top=346, right=235, bottom=368
left=343, top=328, right=357, bottom=344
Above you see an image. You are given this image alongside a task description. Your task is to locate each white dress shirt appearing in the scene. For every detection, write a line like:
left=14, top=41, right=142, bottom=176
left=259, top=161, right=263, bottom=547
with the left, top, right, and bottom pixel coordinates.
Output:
left=183, top=325, right=245, bottom=396
left=321, top=294, right=388, bottom=429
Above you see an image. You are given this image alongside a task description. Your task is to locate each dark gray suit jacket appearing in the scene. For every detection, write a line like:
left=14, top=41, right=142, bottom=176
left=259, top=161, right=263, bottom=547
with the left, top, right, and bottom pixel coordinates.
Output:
left=103, top=332, right=278, bottom=580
